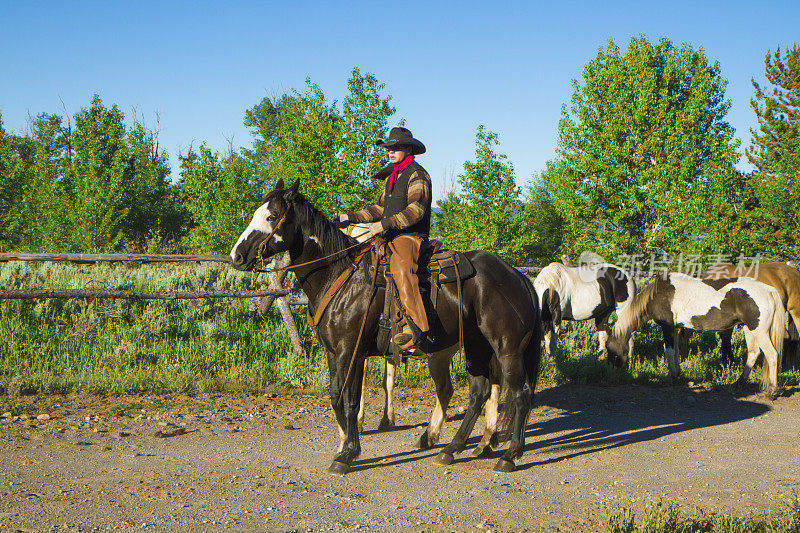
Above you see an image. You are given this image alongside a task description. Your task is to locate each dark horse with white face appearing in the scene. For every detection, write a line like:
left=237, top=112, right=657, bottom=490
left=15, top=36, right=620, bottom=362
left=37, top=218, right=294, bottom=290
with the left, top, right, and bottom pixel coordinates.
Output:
left=230, top=179, right=542, bottom=474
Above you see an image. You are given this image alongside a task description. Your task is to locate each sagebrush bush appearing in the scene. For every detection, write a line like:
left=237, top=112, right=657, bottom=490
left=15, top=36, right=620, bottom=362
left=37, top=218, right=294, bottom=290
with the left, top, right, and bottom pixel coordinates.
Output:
left=1, top=262, right=797, bottom=395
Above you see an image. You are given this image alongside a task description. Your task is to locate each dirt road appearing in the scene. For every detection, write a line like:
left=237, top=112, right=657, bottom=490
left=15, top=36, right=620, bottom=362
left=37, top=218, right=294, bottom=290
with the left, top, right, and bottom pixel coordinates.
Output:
left=2, top=383, right=800, bottom=532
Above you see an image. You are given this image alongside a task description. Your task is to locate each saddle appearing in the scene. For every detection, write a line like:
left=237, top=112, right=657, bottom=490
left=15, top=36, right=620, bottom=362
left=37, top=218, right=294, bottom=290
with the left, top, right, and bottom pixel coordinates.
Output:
left=371, top=239, right=476, bottom=361
left=305, top=239, right=475, bottom=364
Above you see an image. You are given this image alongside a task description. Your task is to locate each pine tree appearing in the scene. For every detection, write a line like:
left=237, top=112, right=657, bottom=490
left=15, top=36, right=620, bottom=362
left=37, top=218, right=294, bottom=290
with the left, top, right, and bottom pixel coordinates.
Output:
left=747, top=45, right=800, bottom=177
left=744, top=45, right=800, bottom=260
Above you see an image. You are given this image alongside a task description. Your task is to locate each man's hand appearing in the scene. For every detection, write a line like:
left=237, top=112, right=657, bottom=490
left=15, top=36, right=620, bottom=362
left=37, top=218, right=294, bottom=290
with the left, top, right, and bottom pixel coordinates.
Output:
left=367, top=221, right=384, bottom=237
left=333, top=213, right=350, bottom=229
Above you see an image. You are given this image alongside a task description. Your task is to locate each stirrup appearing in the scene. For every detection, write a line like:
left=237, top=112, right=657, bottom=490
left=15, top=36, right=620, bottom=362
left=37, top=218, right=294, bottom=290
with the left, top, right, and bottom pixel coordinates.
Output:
left=392, top=327, right=415, bottom=350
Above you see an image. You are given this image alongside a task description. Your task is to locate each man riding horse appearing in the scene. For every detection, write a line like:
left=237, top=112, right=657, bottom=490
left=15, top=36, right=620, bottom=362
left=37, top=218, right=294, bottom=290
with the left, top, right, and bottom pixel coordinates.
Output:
left=337, top=127, right=431, bottom=353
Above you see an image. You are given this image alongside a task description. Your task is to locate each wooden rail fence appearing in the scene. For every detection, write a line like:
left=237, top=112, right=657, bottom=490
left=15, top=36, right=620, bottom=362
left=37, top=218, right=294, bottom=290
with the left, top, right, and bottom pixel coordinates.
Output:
left=0, top=288, right=307, bottom=305
left=0, top=253, right=230, bottom=264
left=0, top=252, right=547, bottom=357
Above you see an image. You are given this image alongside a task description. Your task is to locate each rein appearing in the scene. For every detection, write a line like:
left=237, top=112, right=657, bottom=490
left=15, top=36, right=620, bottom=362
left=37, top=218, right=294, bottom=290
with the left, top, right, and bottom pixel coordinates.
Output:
left=336, top=251, right=381, bottom=408
left=253, top=212, right=375, bottom=274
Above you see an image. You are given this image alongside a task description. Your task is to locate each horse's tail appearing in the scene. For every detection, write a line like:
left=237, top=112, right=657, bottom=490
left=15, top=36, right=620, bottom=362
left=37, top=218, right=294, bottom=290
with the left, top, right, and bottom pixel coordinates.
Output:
left=497, top=274, right=542, bottom=442
left=538, top=287, right=561, bottom=334
left=522, top=275, right=543, bottom=388
left=763, top=287, right=786, bottom=391
left=622, top=272, right=637, bottom=311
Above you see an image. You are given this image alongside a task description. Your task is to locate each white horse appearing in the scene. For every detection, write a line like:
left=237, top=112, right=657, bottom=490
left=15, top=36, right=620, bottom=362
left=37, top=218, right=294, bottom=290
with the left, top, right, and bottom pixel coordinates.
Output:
left=533, top=261, right=636, bottom=357
left=606, top=272, right=785, bottom=397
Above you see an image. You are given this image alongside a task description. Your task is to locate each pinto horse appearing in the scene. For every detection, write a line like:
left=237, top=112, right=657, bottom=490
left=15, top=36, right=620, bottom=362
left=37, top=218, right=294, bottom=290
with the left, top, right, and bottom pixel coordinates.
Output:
left=606, top=272, right=785, bottom=397
left=230, top=179, right=542, bottom=474
left=700, top=262, right=800, bottom=363
left=533, top=262, right=636, bottom=356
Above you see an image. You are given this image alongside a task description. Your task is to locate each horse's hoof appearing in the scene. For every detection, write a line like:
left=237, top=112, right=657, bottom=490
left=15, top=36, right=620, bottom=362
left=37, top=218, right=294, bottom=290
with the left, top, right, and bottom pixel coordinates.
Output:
left=435, top=452, right=454, bottom=465
left=767, top=388, right=780, bottom=401
left=417, top=430, right=432, bottom=450
left=377, top=416, right=395, bottom=432
left=472, top=446, right=493, bottom=458
left=327, top=461, right=350, bottom=476
left=493, top=458, right=516, bottom=472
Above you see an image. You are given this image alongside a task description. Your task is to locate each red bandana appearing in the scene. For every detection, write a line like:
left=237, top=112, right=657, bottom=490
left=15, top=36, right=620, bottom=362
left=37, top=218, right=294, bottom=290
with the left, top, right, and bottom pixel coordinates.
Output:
left=387, top=155, right=414, bottom=191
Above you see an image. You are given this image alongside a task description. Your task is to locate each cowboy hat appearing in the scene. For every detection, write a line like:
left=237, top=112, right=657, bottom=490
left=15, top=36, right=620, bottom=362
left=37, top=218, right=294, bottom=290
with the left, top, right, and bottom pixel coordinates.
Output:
left=375, top=127, right=426, bottom=155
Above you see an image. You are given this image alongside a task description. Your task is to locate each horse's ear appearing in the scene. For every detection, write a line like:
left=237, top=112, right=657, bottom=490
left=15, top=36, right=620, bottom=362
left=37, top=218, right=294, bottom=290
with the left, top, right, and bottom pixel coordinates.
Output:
left=283, top=179, right=300, bottom=200
left=275, top=178, right=285, bottom=190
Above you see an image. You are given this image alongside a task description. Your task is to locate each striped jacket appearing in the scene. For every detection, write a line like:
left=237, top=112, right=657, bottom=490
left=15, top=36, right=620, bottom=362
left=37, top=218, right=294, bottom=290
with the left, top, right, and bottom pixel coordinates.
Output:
left=347, top=162, right=432, bottom=237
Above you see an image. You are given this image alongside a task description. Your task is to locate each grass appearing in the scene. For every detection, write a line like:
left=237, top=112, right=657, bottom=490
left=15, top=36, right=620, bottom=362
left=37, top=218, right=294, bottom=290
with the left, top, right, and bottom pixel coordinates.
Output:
left=0, top=261, right=466, bottom=395
left=546, top=319, right=800, bottom=391
left=604, top=492, right=800, bottom=532
left=1, top=261, right=798, bottom=396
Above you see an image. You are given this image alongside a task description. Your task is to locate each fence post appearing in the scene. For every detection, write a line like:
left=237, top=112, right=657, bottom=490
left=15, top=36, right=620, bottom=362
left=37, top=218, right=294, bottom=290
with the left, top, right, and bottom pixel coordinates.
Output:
left=265, top=256, right=305, bottom=358
left=257, top=255, right=291, bottom=316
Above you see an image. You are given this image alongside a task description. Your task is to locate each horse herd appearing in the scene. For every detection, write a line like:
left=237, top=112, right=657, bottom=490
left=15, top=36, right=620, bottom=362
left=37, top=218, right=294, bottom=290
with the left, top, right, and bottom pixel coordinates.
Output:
left=230, top=179, right=799, bottom=475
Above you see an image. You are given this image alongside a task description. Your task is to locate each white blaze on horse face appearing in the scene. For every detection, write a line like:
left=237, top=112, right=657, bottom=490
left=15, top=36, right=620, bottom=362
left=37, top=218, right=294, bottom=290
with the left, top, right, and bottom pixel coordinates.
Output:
left=230, top=203, right=281, bottom=262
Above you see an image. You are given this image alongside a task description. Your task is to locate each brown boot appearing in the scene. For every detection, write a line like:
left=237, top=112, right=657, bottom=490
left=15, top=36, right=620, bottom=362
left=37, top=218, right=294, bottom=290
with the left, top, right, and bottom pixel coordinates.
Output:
left=392, top=326, right=416, bottom=350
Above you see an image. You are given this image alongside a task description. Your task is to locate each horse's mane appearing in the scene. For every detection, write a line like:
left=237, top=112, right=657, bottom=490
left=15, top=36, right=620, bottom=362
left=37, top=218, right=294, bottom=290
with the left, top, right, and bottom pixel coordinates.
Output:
left=279, top=190, right=358, bottom=270
left=612, top=275, right=659, bottom=339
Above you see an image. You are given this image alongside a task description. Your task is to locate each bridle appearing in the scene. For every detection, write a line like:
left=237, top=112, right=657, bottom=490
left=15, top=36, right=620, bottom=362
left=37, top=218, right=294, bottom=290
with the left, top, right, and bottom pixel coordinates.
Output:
left=252, top=209, right=376, bottom=274
left=255, top=211, right=288, bottom=263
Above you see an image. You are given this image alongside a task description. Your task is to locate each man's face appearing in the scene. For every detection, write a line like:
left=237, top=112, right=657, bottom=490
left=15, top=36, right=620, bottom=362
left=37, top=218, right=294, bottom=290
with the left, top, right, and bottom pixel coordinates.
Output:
left=388, top=146, right=410, bottom=164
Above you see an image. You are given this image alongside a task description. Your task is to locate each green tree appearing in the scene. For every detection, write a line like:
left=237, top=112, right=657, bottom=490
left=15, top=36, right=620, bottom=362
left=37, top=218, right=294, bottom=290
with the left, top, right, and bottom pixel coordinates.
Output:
left=57, top=96, right=181, bottom=252
left=0, top=113, right=31, bottom=249
left=0, top=112, right=69, bottom=251
left=65, top=95, right=132, bottom=251
left=19, top=113, right=72, bottom=249
left=513, top=174, right=564, bottom=265
left=748, top=45, right=800, bottom=178
left=243, top=95, right=279, bottom=177
left=435, top=126, right=523, bottom=259
left=547, top=36, right=742, bottom=261
left=744, top=45, right=800, bottom=259
left=124, top=117, right=182, bottom=246
left=244, top=68, right=395, bottom=215
left=178, top=145, right=266, bottom=253
left=338, top=68, right=395, bottom=209
left=259, top=80, right=342, bottom=214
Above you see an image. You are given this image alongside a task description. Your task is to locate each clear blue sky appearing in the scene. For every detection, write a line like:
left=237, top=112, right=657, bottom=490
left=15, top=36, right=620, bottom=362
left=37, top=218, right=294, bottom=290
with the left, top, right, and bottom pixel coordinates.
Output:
left=1, top=1, right=798, bottom=201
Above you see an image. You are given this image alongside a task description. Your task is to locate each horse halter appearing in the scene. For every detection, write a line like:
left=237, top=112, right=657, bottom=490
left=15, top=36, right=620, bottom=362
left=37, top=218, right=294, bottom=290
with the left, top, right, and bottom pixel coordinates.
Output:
left=256, top=211, right=288, bottom=263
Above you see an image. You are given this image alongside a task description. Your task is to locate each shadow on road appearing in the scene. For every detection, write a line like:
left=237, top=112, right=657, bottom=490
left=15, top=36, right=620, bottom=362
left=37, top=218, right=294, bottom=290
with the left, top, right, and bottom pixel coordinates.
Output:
left=517, top=384, right=770, bottom=470
left=349, top=384, right=772, bottom=472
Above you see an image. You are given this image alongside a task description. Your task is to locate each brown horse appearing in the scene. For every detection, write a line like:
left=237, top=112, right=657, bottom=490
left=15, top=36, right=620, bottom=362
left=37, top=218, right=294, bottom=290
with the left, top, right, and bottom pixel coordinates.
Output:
left=697, top=262, right=799, bottom=363
left=230, top=179, right=542, bottom=474
left=345, top=222, right=501, bottom=457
